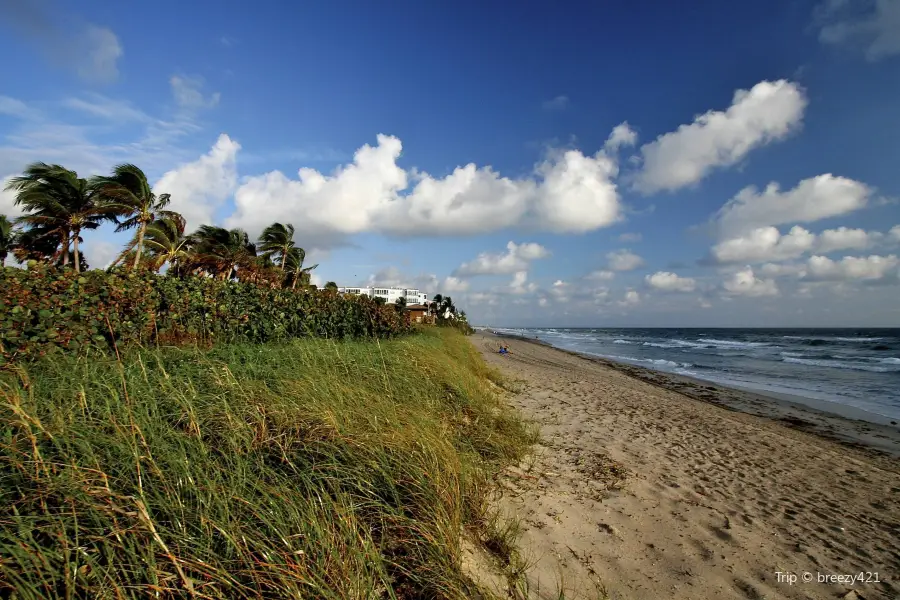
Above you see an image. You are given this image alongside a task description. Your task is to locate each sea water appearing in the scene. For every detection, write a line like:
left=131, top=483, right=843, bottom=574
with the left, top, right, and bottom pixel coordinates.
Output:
left=489, top=327, right=900, bottom=421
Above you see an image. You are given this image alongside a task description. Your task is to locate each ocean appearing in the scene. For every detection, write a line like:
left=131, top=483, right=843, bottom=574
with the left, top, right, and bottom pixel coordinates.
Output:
left=488, top=328, right=900, bottom=421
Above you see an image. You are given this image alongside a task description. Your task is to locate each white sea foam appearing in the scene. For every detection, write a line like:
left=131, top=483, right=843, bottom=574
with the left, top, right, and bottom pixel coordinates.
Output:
left=782, top=356, right=900, bottom=373
left=782, top=335, right=883, bottom=342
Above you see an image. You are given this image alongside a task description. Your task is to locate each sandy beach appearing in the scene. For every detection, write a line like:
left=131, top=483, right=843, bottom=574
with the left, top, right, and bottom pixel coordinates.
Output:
left=471, top=332, right=900, bottom=600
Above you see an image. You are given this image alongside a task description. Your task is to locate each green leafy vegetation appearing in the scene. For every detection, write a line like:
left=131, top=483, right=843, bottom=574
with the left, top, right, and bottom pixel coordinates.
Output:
left=0, top=264, right=409, bottom=364
left=0, top=328, right=536, bottom=598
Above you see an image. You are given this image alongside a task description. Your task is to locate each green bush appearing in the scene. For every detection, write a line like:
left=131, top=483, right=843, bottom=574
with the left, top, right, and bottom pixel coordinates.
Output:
left=438, top=319, right=474, bottom=336
left=0, top=265, right=409, bottom=363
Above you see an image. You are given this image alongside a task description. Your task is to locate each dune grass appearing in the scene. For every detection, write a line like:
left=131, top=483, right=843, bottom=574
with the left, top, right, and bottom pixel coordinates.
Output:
left=0, top=328, right=537, bottom=599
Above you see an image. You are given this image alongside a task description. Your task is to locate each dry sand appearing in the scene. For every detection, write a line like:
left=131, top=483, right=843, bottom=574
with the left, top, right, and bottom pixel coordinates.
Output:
left=469, top=332, right=900, bottom=600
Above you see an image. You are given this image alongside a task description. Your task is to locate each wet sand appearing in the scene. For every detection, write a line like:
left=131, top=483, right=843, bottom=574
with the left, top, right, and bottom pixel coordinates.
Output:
left=494, top=331, right=900, bottom=458
left=471, top=332, right=900, bottom=600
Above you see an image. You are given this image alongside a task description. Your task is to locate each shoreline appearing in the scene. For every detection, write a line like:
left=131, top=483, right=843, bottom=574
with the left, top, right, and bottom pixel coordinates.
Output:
left=483, top=330, right=900, bottom=457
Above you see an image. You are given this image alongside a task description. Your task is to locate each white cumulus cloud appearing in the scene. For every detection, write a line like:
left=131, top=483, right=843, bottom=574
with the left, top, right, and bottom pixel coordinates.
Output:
left=712, top=226, right=816, bottom=263
left=227, top=133, right=624, bottom=241
left=607, top=249, right=644, bottom=271
left=714, top=174, right=871, bottom=237
left=805, top=254, right=899, bottom=281
left=604, top=122, right=638, bottom=151
left=154, top=134, right=241, bottom=230
left=453, top=241, right=550, bottom=276
left=645, top=271, right=697, bottom=292
left=712, top=223, right=892, bottom=268
left=506, top=271, right=538, bottom=295
left=548, top=280, right=571, bottom=302
left=442, top=276, right=470, bottom=292
left=634, top=80, right=807, bottom=194
left=816, top=226, right=875, bottom=253
left=618, top=290, right=641, bottom=306
left=722, top=266, right=779, bottom=296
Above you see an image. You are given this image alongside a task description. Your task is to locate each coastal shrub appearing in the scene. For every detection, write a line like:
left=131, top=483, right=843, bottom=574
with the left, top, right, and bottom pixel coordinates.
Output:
left=0, top=265, right=409, bottom=363
left=438, top=318, right=475, bottom=336
left=0, top=328, right=536, bottom=598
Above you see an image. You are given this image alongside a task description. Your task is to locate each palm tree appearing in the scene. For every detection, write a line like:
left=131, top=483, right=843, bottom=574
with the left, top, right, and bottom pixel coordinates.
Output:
left=439, top=295, right=456, bottom=319
left=284, top=246, right=318, bottom=290
left=441, top=296, right=456, bottom=314
left=0, top=214, right=13, bottom=267
left=139, top=213, right=191, bottom=273
left=257, top=223, right=297, bottom=271
left=5, top=162, right=114, bottom=272
left=431, top=294, right=443, bottom=318
left=92, top=164, right=177, bottom=270
left=188, top=225, right=257, bottom=280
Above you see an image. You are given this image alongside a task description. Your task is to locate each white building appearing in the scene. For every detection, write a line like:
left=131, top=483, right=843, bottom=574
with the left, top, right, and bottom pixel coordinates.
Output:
left=337, top=286, right=373, bottom=297
left=336, top=286, right=431, bottom=306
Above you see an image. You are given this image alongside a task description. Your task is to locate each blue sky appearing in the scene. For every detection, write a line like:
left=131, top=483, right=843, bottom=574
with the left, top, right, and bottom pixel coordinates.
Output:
left=1, top=0, right=899, bottom=326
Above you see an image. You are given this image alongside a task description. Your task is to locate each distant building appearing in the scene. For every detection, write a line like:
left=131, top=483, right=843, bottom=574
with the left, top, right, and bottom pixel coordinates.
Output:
left=337, top=286, right=373, bottom=297
left=405, top=304, right=430, bottom=323
left=336, top=286, right=431, bottom=306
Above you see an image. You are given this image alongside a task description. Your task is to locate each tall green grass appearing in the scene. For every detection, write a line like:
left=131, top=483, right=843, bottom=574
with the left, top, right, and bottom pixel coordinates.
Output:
left=0, top=328, right=536, bottom=598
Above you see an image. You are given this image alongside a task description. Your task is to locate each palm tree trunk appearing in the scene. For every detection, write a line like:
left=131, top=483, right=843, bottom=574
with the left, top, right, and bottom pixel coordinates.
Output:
left=61, top=231, right=70, bottom=267
left=132, top=221, right=146, bottom=270
left=72, top=232, right=81, bottom=274
left=281, top=247, right=287, bottom=271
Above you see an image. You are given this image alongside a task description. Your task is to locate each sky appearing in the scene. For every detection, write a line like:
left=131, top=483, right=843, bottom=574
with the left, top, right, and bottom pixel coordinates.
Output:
left=1, top=0, right=899, bottom=327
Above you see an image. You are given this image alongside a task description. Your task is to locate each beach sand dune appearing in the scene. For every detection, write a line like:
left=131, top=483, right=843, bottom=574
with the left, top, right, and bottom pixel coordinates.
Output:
left=472, top=334, right=900, bottom=600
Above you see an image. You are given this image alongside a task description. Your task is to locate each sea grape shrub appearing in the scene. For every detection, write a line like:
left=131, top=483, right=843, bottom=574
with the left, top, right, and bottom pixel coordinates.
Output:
left=0, top=266, right=159, bottom=361
left=0, top=265, right=410, bottom=363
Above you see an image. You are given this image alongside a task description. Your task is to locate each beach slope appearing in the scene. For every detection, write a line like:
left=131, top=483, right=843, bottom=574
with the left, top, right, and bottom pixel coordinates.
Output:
left=473, top=333, right=900, bottom=600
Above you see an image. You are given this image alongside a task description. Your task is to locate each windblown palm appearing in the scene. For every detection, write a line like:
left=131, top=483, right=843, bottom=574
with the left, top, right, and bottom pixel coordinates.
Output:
left=257, top=223, right=296, bottom=271
left=5, top=163, right=114, bottom=272
left=440, top=296, right=456, bottom=318
left=431, top=294, right=443, bottom=317
left=142, top=213, right=190, bottom=273
left=0, top=214, right=13, bottom=267
left=189, top=225, right=257, bottom=280
left=284, top=246, right=318, bottom=289
left=92, top=164, right=177, bottom=269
